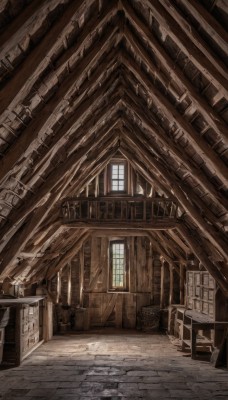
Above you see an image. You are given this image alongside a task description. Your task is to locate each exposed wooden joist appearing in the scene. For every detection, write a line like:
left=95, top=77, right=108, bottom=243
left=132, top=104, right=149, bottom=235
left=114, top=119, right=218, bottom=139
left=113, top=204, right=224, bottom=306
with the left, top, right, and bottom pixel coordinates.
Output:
left=122, top=53, right=228, bottom=185
left=144, top=0, right=228, bottom=96
left=0, top=17, right=120, bottom=184
left=177, top=224, right=228, bottom=297
left=122, top=0, right=228, bottom=144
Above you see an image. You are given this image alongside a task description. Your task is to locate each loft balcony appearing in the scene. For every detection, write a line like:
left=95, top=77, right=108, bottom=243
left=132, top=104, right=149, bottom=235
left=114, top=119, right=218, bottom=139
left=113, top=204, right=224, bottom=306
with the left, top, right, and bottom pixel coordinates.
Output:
left=61, top=197, right=179, bottom=230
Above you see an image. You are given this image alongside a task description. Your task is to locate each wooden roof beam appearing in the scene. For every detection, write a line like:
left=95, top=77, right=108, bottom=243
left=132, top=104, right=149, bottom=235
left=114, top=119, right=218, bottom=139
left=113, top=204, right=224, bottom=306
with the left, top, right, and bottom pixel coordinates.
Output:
left=0, top=122, right=119, bottom=254
left=122, top=116, right=225, bottom=232
left=46, top=230, right=91, bottom=281
left=155, top=231, right=186, bottom=262
left=122, top=89, right=228, bottom=210
left=147, top=232, right=180, bottom=275
left=22, top=67, right=121, bottom=189
left=25, top=228, right=90, bottom=283
left=173, top=0, right=228, bottom=57
left=0, top=18, right=120, bottom=184
left=122, top=0, right=228, bottom=144
left=121, top=53, right=228, bottom=185
left=168, top=229, right=190, bottom=255
left=0, top=131, right=119, bottom=279
left=0, top=0, right=116, bottom=117
left=143, top=0, right=228, bottom=97
left=0, top=173, right=76, bottom=279
left=178, top=224, right=228, bottom=297
left=160, top=0, right=227, bottom=77
left=120, top=128, right=228, bottom=262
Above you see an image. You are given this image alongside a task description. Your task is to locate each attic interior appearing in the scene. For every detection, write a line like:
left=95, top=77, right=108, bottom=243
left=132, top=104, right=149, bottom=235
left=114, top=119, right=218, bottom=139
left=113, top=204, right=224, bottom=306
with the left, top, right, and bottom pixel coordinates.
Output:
left=0, top=0, right=228, bottom=397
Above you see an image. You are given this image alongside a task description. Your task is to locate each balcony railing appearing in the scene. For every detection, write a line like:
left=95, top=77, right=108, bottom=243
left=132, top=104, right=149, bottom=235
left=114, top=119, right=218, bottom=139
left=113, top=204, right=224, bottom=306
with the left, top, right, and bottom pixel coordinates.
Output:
left=61, top=197, right=179, bottom=229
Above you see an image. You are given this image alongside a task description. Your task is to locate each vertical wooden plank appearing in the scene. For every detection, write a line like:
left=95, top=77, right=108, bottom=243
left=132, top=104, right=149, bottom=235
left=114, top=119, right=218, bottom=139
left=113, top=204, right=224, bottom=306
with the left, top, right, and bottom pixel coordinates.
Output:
left=143, top=200, right=146, bottom=221
left=104, top=166, right=107, bottom=195
left=130, top=237, right=136, bottom=293
left=115, top=294, right=123, bottom=328
left=180, top=263, right=185, bottom=305
left=100, top=237, right=108, bottom=292
left=90, top=237, right=99, bottom=278
left=147, top=239, right=153, bottom=302
left=67, top=263, right=71, bottom=306
left=56, top=269, right=61, bottom=303
left=79, top=246, right=84, bottom=307
left=160, top=257, right=165, bottom=309
left=15, top=305, right=22, bottom=366
left=95, top=175, right=99, bottom=197
left=123, top=293, right=136, bottom=328
left=169, top=265, right=174, bottom=305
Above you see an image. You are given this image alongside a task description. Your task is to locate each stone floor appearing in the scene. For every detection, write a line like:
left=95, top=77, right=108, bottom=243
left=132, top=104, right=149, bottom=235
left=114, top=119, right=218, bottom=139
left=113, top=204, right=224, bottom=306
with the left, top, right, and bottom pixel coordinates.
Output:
left=0, top=330, right=228, bottom=399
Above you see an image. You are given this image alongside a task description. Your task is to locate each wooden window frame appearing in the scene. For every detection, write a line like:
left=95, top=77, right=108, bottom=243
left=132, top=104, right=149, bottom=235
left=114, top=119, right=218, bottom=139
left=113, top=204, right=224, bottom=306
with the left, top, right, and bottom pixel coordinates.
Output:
left=108, top=239, right=129, bottom=292
left=107, top=160, right=128, bottom=195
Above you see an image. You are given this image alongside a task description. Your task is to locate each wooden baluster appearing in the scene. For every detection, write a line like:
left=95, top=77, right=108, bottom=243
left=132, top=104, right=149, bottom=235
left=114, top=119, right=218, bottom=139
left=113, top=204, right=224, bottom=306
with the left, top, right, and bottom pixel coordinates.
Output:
left=169, top=201, right=174, bottom=217
left=88, top=201, right=90, bottom=219
left=120, top=200, right=123, bottom=220
left=112, top=200, right=115, bottom=220
left=143, top=200, right=146, bottom=221
left=67, top=201, right=70, bottom=220
left=152, top=200, right=154, bottom=220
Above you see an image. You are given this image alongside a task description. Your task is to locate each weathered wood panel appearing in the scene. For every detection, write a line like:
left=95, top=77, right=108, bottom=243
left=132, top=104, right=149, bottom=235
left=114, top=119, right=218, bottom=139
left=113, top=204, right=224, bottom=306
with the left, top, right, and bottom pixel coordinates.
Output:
left=51, top=236, right=164, bottom=329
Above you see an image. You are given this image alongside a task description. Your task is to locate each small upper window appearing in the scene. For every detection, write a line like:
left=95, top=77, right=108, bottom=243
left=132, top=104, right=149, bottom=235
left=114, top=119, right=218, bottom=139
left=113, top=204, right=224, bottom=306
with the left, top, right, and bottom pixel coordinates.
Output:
left=111, top=163, right=125, bottom=191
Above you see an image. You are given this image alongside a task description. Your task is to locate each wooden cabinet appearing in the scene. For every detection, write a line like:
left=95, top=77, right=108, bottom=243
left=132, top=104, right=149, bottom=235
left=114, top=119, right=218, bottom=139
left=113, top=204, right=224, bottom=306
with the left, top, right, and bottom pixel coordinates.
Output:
left=175, top=271, right=228, bottom=361
left=0, top=297, right=44, bottom=366
left=187, top=271, right=215, bottom=317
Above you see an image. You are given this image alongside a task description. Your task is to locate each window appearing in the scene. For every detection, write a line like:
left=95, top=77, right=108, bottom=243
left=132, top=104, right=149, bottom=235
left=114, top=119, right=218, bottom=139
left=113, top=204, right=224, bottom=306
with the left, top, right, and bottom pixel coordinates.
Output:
left=109, top=240, right=129, bottom=291
left=105, top=159, right=128, bottom=194
left=111, top=163, right=125, bottom=191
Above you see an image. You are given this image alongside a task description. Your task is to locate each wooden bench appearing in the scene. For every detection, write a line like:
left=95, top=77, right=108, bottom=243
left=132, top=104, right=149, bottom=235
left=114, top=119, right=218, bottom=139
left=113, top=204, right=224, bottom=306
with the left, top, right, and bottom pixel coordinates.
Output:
left=184, top=310, right=228, bottom=360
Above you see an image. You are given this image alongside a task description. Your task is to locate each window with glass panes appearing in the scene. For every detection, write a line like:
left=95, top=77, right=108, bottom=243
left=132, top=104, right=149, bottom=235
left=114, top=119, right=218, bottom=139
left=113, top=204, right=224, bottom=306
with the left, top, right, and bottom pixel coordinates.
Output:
left=111, top=242, right=125, bottom=288
left=111, top=163, right=125, bottom=191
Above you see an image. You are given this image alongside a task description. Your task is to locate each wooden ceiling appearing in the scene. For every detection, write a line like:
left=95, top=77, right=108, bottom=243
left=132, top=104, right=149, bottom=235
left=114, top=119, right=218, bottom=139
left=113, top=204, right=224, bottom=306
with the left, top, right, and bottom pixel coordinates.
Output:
left=0, top=0, right=227, bottom=293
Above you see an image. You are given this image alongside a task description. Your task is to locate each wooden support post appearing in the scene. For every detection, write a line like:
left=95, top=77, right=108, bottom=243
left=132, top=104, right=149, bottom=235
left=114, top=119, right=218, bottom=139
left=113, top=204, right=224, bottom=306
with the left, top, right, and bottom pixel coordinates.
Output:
left=180, top=263, right=185, bottom=305
left=15, top=305, right=23, bottom=366
left=79, top=246, right=84, bottom=307
left=56, top=270, right=61, bottom=304
left=148, top=240, right=154, bottom=303
left=67, top=264, right=72, bottom=306
left=160, top=257, right=165, bottom=309
left=191, top=322, right=197, bottom=360
left=169, top=265, right=174, bottom=305
left=95, top=175, right=99, bottom=197
left=104, top=166, right=107, bottom=196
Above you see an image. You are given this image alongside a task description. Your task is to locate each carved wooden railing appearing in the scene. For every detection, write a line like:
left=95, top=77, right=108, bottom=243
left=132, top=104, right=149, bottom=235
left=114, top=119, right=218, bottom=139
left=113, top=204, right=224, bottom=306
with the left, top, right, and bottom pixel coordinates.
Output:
left=61, top=197, right=179, bottom=229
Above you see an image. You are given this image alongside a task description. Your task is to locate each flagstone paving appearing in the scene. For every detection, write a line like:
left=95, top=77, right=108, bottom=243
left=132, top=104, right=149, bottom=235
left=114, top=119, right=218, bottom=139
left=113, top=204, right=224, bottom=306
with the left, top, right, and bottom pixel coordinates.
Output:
left=0, top=331, right=227, bottom=399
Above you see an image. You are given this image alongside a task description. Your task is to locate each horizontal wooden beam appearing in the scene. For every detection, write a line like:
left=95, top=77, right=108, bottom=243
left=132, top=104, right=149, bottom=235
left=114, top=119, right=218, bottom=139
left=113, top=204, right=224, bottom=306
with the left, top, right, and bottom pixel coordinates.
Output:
left=62, top=221, right=177, bottom=229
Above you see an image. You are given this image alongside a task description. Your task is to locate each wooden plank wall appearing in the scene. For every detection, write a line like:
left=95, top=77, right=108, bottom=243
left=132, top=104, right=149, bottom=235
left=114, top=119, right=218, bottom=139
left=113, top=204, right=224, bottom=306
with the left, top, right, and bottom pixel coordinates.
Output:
left=51, top=236, right=170, bottom=329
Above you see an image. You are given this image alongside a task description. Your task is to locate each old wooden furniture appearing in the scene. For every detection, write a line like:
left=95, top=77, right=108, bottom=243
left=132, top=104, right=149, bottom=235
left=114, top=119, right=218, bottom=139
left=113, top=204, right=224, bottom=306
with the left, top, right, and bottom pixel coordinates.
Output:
left=175, top=270, right=228, bottom=361
left=0, top=297, right=44, bottom=366
left=176, top=307, right=228, bottom=360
